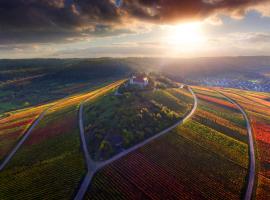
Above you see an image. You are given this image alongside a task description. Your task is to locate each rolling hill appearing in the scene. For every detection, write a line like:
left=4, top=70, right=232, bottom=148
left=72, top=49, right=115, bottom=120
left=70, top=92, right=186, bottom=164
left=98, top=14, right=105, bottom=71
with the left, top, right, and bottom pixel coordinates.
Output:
left=0, top=76, right=269, bottom=200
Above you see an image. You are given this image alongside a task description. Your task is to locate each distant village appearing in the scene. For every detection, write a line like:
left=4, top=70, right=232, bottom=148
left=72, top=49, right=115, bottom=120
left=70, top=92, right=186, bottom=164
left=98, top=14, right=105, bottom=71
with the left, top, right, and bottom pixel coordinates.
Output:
left=125, top=73, right=270, bottom=93
left=196, top=77, right=270, bottom=92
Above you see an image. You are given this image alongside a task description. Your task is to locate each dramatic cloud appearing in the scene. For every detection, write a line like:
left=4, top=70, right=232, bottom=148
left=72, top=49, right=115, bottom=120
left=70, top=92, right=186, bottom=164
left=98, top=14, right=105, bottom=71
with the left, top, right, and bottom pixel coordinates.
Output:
left=123, top=0, right=270, bottom=22
left=0, top=0, right=123, bottom=44
left=0, top=0, right=269, bottom=44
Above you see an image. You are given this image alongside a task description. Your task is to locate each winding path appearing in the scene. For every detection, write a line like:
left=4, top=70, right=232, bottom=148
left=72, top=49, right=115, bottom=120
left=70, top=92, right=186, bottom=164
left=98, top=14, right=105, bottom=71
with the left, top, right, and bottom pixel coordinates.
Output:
left=0, top=81, right=122, bottom=172
left=0, top=90, right=85, bottom=172
left=74, top=86, right=198, bottom=200
left=0, top=106, right=52, bottom=171
left=218, top=91, right=256, bottom=200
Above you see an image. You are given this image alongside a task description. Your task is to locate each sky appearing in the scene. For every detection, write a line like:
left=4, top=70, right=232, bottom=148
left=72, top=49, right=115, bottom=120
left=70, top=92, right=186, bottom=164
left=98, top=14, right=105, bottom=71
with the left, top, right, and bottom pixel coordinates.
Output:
left=1, top=0, right=270, bottom=58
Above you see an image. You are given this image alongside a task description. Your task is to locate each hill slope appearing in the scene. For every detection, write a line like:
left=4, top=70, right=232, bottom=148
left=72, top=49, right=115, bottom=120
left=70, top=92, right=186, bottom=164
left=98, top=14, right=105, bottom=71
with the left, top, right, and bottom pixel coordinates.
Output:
left=85, top=87, right=249, bottom=200
left=1, top=82, right=269, bottom=199
left=0, top=81, right=123, bottom=200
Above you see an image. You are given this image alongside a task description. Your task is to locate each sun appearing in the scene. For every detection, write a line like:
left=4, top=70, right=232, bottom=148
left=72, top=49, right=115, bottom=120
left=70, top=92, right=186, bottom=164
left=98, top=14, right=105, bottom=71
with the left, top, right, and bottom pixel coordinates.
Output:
left=168, top=22, right=203, bottom=44
left=164, top=22, right=206, bottom=52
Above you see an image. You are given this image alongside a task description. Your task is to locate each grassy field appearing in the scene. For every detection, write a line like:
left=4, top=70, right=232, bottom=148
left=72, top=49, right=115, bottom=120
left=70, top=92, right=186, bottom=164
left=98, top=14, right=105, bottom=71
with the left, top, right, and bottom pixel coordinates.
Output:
left=0, top=81, right=123, bottom=200
left=85, top=87, right=249, bottom=200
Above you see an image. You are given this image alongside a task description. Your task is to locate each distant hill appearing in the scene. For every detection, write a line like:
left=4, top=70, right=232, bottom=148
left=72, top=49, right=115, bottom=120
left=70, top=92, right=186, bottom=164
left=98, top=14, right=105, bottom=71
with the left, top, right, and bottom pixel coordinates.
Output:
left=0, top=58, right=132, bottom=113
left=1, top=56, right=269, bottom=82
left=157, top=56, right=270, bottom=78
left=0, top=56, right=269, bottom=113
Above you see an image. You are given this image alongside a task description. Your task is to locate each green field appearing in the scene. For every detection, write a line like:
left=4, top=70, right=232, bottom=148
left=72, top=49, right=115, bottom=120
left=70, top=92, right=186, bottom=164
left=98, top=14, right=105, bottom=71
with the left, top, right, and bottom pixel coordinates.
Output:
left=83, top=86, right=193, bottom=160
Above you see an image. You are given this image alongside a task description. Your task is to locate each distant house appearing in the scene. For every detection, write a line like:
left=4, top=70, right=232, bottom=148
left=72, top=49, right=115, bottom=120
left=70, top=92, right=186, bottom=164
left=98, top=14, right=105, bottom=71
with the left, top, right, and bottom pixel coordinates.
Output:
left=129, top=75, right=149, bottom=87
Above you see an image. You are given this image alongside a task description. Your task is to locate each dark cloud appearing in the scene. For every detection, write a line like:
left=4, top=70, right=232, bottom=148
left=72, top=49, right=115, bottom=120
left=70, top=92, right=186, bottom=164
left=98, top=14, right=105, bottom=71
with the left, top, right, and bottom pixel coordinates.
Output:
left=123, top=0, right=270, bottom=22
left=0, top=0, right=269, bottom=44
left=0, top=0, right=78, bottom=30
left=0, top=30, right=78, bottom=44
left=0, top=0, right=122, bottom=44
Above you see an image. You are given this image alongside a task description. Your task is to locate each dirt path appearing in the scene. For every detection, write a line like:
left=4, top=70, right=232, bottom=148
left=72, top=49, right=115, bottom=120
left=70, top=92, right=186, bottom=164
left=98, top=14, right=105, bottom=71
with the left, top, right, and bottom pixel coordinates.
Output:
left=218, top=91, right=256, bottom=200
left=0, top=91, right=82, bottom=171
left=0, top=81, right=123, bottom=172
left=74, top=86, right=198, bottom=200
left=0, top=106, right=52, bottom=171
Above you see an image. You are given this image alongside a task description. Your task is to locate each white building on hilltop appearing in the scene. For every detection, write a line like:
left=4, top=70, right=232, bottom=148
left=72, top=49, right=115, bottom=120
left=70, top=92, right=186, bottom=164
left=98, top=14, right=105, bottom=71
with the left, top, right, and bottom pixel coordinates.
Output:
left=129, top=75, right=149, bottom=87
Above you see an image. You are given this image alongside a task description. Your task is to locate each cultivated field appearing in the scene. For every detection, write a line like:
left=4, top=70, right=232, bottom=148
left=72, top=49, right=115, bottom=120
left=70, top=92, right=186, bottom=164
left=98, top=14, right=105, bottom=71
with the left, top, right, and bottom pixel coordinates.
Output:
left=0, top=81, right=123, bottom=200
left=220, top=88, right=270, bottom=199
left=0, top=82, right=269, bottom=199
left=0, top=104, right=51, bottom=162
left=84, top=87, right=249, bottom=200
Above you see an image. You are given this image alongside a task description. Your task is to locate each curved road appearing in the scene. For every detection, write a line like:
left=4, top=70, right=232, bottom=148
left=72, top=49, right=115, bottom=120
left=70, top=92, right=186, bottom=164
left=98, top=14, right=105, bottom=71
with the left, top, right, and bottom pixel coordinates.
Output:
left=74, top=86, right=198, bottom=200
left=218, top=92, right=256, bottom=200
left=0, top=82, right=122, bottom=172
left=0, top=89, right=90, bottom=172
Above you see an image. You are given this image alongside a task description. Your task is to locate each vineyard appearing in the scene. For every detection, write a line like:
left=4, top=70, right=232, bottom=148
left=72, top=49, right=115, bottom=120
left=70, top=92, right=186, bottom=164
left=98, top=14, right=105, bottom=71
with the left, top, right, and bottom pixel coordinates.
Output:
left=84, top=87, right=249, bottom=199
left=0, top=81, right=123, bottom=200
left=142, top=88, right=193, bottom=116
left=220, top=88, right=270, bottom=199
left=0, top=104, right=51, bottom=162
left=1, top=81, right=269, bottom=199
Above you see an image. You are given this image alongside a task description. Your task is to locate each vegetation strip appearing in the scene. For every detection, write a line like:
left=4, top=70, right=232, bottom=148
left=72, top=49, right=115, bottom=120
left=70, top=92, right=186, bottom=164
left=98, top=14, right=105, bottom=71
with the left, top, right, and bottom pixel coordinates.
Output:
left=218, top=91, right=256, bottom=200
left=74, top=86, right=198, bottom=200
left=74, top=81, right=124, bottom=200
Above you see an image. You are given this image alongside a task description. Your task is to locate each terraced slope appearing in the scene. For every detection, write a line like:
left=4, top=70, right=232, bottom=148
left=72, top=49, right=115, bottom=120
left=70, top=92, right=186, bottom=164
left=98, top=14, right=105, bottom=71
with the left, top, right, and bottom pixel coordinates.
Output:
left=220, top=88, right=270, bottom=200
left=84, top=87, right=248, bottom=200
left=0, top=81, right=123, bottom=200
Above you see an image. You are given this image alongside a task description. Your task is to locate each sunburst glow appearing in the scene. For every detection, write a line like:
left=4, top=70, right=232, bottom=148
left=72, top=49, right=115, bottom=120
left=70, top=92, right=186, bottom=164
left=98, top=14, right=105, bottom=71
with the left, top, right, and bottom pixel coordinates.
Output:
left=164, top=22, right=206, bottom=52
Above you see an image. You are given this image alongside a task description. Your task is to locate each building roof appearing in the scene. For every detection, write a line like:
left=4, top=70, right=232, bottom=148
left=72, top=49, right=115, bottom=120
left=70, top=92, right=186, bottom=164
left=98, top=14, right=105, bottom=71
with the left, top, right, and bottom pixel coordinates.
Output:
left=132, top=76, right=148, bottom=83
